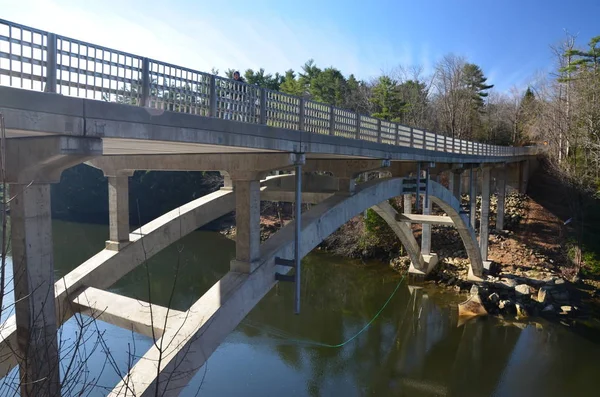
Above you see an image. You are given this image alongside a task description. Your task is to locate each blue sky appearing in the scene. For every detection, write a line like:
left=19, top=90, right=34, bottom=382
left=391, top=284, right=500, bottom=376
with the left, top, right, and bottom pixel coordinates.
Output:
left=1, top=0, right=599, bottom=92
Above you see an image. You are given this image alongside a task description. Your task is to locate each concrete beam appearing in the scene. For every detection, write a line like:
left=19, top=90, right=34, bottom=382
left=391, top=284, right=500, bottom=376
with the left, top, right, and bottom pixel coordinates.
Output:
left=10, top=183, right=60, bottom=396
left=71, top=287, right=185, bottom=338
left=396, top=214, right=454, bottom=226
left=262, top=173, right=339, bottom=194
left=302, top=159, right=390, bottom=178
left=6, top=135, right=102, bottom=183
left=87, top=153, right=304, bottom=175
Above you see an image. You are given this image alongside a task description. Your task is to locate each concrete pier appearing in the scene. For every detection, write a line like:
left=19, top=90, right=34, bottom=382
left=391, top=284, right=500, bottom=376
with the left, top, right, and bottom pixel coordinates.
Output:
left=10, top=183, right=60, bottom=397
left=106, top=175, right=131, bottom=251
left=231, top=177, right=261, bottom=273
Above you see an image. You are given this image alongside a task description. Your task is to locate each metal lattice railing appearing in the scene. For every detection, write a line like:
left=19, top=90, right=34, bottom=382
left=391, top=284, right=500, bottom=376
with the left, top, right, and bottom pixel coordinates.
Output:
left=0, top=18, right=540, bottom=157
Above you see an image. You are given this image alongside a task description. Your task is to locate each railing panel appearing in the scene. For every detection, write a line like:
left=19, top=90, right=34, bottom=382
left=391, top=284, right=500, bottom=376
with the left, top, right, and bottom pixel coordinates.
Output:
left=412, top=128, right=425, bottom=148
left=380, top=120, right=395, bottom=145
left=304, top=100, right=330, bottom=135
left=425, top=131, right=436, bottom=151
left=148, top=61, right=212, bottom=116
left=333, top=107, right=358, bottom=139
left=0, top=20, right=47, bottom=90
left=212, top=76, right=261, bottom=123
left=56, top=35, right=143, bottom=103
left=397, top=125, right=412, bottom=147
left=359, top=115, right=379, bottom=142
left=265, top=90, right=300, bottom=130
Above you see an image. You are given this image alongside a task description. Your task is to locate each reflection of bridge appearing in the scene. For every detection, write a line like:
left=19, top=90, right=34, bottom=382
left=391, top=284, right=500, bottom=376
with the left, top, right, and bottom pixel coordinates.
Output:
left=0, top=18, right=540, bottom=396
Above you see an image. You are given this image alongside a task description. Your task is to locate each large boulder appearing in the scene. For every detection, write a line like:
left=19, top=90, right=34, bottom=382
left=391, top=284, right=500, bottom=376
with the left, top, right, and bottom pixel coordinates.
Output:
left=458, top=294, right=488, bottom=318
left=537, top=286, right=551, bottom=304
left=515, top=284, right=532, bottom=296
left=515, top=302, right=529, bottom=318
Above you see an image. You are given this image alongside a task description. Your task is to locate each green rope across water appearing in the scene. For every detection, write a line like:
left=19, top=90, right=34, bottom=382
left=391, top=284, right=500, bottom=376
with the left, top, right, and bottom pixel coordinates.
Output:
left=244, top=273, right=407, bottom=349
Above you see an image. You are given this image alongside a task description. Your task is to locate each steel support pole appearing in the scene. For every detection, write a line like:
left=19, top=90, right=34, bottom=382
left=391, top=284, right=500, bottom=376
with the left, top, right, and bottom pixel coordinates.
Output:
left=294, top=162, right=302, bottom=314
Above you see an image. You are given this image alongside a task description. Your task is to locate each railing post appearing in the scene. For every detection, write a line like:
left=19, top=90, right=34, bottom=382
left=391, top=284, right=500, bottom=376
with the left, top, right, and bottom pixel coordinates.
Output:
left=394, top=123, right=399, bottom=146
left=140, top=57, right=150, bottom=107
left=329, top=105, right=335, bottom=136
left=422, top=132, right=427, bottom=150
left=355, top=115, right=361, bottom=139
left=377, top=119, right=382, bottom=143
left=44, top=33, right=57, bottom=93
left=409, top=128, right=414, bottom=148
left=209, top=75, right=218, bottom=117
left=434, top=133, right=438, bottom=151
left=299, top=98, right=305, bottom=131
left=444, top=135, right=448, bottom=152
left=260, top=88, right=267, bottom=124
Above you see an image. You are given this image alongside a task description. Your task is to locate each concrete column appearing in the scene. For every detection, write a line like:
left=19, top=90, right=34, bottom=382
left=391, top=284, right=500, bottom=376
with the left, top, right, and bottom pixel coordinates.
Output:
left=496, top=167, right=506, bottom=231
left=338, top=178, right=356, bottom=195
left=231, top=178, right=261, bottom=273
left=106, top=175, right=130, bottom=251
left=519, top=160, right=530, bottom=194
left=10, top=184, right=60, bottom=397
left=403, top=194, right=412, bottom=228
left=421, top=192, right=432, bottom=255
left=449, top=170, right=462, bottom=201
left=469, top=167, right=477, bottom=230
left=480, top=167, right=491, bottom=261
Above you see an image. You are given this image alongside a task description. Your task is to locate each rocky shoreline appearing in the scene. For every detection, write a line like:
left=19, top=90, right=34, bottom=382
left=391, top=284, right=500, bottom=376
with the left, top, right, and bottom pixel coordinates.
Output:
left=220, top=193, right=600, bottom=326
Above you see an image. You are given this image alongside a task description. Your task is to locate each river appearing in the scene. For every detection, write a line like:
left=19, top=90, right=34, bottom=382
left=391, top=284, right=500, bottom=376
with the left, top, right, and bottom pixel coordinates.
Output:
left=1, top=220, right=600, bottom=396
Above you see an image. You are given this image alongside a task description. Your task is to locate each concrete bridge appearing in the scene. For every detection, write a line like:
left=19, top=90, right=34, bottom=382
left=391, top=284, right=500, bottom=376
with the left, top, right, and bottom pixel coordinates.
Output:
left=0, top=19, right=540, bottom=396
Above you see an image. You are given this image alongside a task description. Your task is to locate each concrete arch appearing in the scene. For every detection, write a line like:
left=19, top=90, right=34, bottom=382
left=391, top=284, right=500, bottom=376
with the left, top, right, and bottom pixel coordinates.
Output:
left=371, top=201, right=425, bottom=272
left=426, top=180, right=484, bottom=277
left=108, top=177, right=485, bottom=395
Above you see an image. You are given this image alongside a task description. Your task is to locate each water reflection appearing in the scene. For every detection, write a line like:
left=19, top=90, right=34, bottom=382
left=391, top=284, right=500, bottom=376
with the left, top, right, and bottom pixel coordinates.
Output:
left=1, top=220, right=599, bottom=396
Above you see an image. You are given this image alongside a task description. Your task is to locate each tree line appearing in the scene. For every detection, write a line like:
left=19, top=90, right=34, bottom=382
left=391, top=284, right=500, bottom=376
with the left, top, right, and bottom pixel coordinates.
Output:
left=217, top=54, right=537, bottom=146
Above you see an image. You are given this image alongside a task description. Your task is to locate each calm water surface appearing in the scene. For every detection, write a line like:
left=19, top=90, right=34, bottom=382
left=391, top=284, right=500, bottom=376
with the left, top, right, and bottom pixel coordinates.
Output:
left=2, top=220, right=600, bottom=396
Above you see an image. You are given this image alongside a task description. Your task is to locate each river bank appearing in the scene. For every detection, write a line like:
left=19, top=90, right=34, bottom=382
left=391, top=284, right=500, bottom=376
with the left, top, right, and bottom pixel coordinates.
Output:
left=221, top=189, right=600, bottom=327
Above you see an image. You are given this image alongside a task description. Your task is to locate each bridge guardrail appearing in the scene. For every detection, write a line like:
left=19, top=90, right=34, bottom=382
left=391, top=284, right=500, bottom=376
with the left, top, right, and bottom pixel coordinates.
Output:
left=0, top=18, right=540, bottom=157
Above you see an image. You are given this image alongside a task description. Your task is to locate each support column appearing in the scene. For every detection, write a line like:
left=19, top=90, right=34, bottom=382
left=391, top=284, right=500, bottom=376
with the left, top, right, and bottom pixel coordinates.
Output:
left=450, top=170, right=462, bottom=201
left=496, top=167, right=507, bottom=231
left=231, top=178, right=261, bottom=273
left=403, top=194, right=412, bottom=228
left=519, top=160, right=530, bottom=194
left=106, top=175, right=130, bottom=251
left=469, top=167, right=477, bottom=230
left=421, top=191, right=432, bottom=255
left=338, top=178, right=356, bottom=195
left=10, top=184, right=60, bottom=397
left=480, top=167, right=491, bottom=261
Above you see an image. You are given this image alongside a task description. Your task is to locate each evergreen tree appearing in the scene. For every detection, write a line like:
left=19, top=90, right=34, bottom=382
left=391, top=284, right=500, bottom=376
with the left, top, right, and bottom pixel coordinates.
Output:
left=370, top=76, right=405, bottom=121
left=462, top=63, right=494, bottom=110
left=280, top=69, right=304, bottom=96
